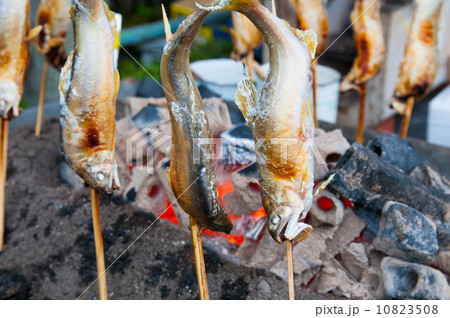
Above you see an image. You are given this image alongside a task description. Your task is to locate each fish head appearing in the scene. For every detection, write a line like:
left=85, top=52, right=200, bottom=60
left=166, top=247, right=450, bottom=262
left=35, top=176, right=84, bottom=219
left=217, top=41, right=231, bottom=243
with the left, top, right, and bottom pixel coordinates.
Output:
left=0, top=81, right=21, bottom=119
left=87, top=162, right=121, bottom=195
left=268, top=201, right=312, bottom=244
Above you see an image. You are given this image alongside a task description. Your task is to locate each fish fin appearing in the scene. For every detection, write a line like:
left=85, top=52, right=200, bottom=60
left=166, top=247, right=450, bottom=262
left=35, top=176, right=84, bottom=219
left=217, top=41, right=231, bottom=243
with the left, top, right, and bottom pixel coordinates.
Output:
left=313, top=174, right=335, bottom=200
left=161, top=4, right=172, bottom=42
left=165, top=167, right=174, bottom=192
left=283, top=20, right=318, bottom=59
left=390, top=97, right=407, bottom=115
left=48, top=37, right=66, bottom=48
left=209, top=209, right=234, bottom=234
left=271, top=0, right=277, bottom=16
left=102, top=0, right=118, bottom=41
left=114, top=70, right=120, bottom=100
left=59, top=50, right=74, bottom=99
left=112, top=163, right=121, bottom=191
left=68, top=5, right=75, bottom=19
left=26, top=25, right=43, bottom=41
left=235, top=64, right=257, bottom=127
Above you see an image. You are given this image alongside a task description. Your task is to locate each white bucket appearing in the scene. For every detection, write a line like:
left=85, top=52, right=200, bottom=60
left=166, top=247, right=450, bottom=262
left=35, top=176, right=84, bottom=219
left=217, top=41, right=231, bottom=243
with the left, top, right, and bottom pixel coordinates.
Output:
left=190, top=59, right=244, bottom=102
left=258, top=64, right=341, bottom=124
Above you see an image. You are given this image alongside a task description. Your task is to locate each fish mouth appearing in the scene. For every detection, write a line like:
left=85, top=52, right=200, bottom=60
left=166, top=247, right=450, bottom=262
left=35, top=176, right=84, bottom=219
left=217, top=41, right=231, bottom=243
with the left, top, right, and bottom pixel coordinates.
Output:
left=269, top=206, right=312, bottom=244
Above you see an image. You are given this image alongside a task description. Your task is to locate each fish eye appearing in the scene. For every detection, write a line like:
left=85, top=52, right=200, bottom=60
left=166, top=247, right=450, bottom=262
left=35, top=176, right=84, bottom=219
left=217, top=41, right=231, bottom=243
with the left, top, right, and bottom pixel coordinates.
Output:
left=96, top=172, right=107, bottom=182
left=270, top=215, right=281, bottom=225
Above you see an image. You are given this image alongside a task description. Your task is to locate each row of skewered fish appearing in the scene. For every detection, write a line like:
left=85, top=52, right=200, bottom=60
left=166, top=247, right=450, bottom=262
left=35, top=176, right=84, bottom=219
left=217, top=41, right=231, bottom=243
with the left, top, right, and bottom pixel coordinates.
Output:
left=0, top=0, right=446, bottom=245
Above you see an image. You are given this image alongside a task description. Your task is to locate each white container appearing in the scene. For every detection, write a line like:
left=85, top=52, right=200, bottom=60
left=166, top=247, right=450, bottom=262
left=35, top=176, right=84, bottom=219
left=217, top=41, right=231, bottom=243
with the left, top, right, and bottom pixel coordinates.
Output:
left=258, top=64, right=341, bottom=124
left=428, top=85, right=450, bottom=148
left=190, top=59, right=244, bottom=102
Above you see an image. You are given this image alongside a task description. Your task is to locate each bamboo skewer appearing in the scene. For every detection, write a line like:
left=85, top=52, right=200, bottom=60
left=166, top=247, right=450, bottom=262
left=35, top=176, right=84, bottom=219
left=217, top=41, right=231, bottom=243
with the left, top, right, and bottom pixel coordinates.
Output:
left=357, top=82, right=367, bottom=144
left=247, top=50, right=255, bottom=82
left=312, top=61, right=318, bottom=127
left=286, top=240, right=295, bottom=300
left=0, top=119, right=8, bottom=251
left=190, top=216, right=209, bottom=300
left=35, top=59, right=49, bottom=137
left=90, top=187, right=108, bottom=300
left=399, top=97, right=415, bottom=139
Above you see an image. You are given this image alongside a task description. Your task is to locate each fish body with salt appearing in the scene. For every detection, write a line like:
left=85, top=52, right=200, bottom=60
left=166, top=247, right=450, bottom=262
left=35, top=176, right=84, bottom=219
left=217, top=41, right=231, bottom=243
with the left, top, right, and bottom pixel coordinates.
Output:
left=0, top=0, right=30, bottom=120
left=391, top=0, right=444, bottom=114
left=340, top=0, right=385, bottom=93
left=200, top=0, right=317, bottom=243
left=33, top=0, right=72, bottom=71
left=59, top=0, right=120, bottom=194
left=160, top=7, right=233, bottom=233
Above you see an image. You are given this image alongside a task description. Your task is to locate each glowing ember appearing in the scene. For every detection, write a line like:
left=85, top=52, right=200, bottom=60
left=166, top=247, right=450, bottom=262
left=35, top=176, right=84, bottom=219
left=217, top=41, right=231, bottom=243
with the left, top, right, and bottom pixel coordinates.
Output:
left=159, top=200, right=179, bottom=225
left=317, top=197, right=333, bottom=211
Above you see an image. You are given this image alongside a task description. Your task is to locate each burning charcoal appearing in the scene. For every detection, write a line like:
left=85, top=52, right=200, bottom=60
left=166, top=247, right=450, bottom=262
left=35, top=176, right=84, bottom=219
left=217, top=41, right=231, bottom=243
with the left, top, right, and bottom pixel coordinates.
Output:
left=230, top=163, right=263, bottom=214
left=60, top=161, right=84, bottom=189
left=373, top=201, right=439, bottom=264
left=116, top=116, right=135, bottom=140
left=156, top=159, right=190, bottom=229
left=381, top=257, right=450, bottom=300
left=221, top=192, right=254, bottom=216
left=360, top=267, right=385, bottom=299
left=314, top=262, right=369, bottom=299
left=204, top=98, right=233, bottom=137
left=315, top=129, right=350, bottom=171
left=433, top=250, right=450, bottom=275
left=136, top=78, right=165, bottom=98
left=367, top=133, right=423, bottom=174
left=132, top=103, right=170, bottom=131
left=135, top=174, right=168, bottom=216
left=218, top=124, right=256, bottom=165
left=341, top=243, right=369, bottom=281
left=328, top=143, right=449, bottom=222
left=409, top=165, right=450, bottom=196
left=324, top=208, right=366, bottom=257
left=310, top=189, right=344, bottom=226
left=245, top=229, right=286, bottom=269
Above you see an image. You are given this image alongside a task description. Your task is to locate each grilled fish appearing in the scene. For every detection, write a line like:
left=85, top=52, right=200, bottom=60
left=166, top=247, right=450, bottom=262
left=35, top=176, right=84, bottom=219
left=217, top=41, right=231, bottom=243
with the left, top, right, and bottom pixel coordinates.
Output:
left=59, top=0, right=120, bottom=194
left=161, top=6, right=233, bottom=233
left=288, top=0, right=329, bottom=54
left=391, top=0, right=443, bottom=114
left=340, top=0, right=385, bottom=93
left=32, top=0, right=71, bottom=71
left=199, top=0, right=318, bottom=243
left=0, top=0, right=30, bottom=120
left=230, top=12, right=262, bottom=58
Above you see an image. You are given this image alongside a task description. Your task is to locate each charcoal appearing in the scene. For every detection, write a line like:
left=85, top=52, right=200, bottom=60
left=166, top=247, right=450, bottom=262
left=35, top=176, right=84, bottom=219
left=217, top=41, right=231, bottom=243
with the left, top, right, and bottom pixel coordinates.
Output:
left=310, top=189, right=344, bottom=226
left=437, top=223, right=450, bottom=249
left=352, top=204, right=380, bottom=241
left=230, top=163, right=263, bottom=214
left=60, top=161, right=84, bottom=190
left=132, top=104, right=169, bottom=131
left=381, top=257, right=450, bottom=300
left=341, top=243, right=369, bottom=281
left=409, top=165, right=450, bottom=196
left=373, top=201, right=439, bottom=264
left=315, top=129, right=350, bottom=171
left=367, top=133, right=423, bottom=174
left=203, top=98, right=233, bottom=137
left=218, top=124, right=256, bottom=165
left=136, top=78, right=165, bottom=98
left=433, top=250, right=450, bottom=275
left=328, top=143, right=449, bottom=222
left=360, top=267, right=385, bottom=299
left=314, top=261, right=369, bottom=299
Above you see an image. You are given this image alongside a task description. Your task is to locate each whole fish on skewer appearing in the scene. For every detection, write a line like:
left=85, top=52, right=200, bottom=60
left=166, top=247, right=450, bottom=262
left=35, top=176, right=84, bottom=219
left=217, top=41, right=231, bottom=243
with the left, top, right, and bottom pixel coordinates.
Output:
left=340, top=0, right=385, bottom=93
left=391, top=0, right=443, bottom=114
left=288, top=0, right=329, bottom=54
left=230, top=12, right=262, bottom=59
left=30, top=0, right=72, bottom=71
left=198, top=0, right=323, bottom=243
left=59, top=0, right=120, bottom=194
left=0, top=0, right=31, bottom=120
left=161, top=6, right=233, bottom=234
